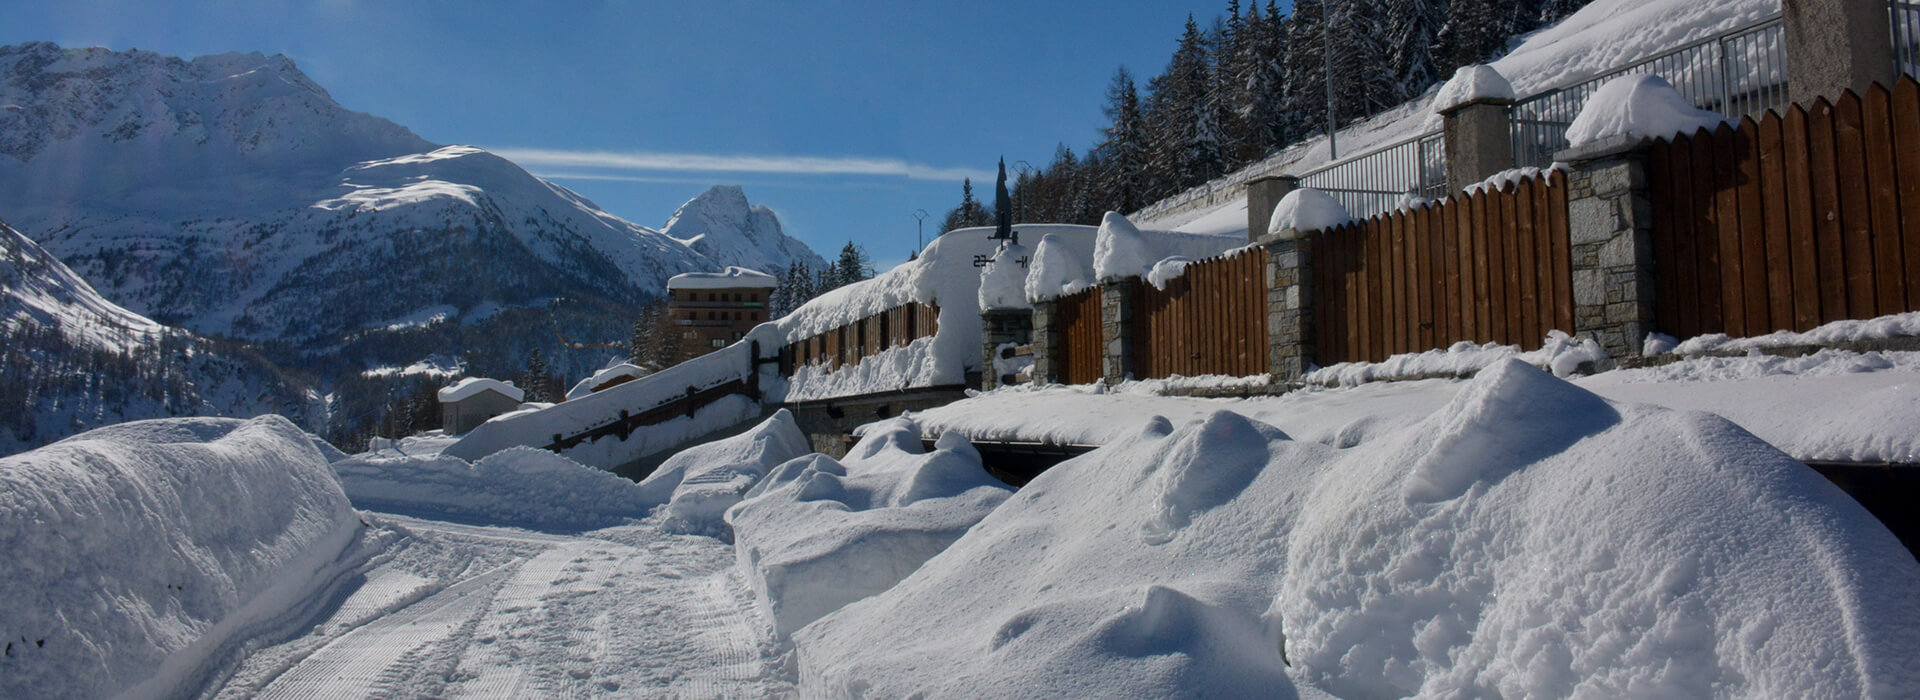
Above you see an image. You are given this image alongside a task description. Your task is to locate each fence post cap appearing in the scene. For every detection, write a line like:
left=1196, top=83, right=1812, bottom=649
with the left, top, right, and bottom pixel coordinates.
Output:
left=1554, top=134, right=1655, bottom=164
left=1255, top=229, right=1304, bottom=246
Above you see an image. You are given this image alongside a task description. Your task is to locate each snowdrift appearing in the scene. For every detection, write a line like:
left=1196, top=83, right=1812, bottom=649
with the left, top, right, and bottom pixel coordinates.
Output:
left=793, top=361, right=1920, bottom=698
left=0, top=416, right=363, bottom=700
left=633, top=409, right=812, bottom=539
left=331, top=445, right=652, bottom=530
left=727, top=418, right=1012, bottom=639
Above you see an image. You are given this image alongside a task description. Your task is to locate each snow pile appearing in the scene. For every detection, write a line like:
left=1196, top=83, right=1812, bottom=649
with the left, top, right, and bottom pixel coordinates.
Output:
left=331, top=445, right=651, bottom=530
left=794, top=362, right=1920, bottom=697
left=1145, top=256, right=1195, bottom=290
left=632, top=410, right=811, bottom=539
left=1666, top=311, right=1920, bottom=355
left=1024, top=233, right=1095, bottom=302
left=1092, top=212, right=1158, bottom=281
left=1566, top=74, right=1726, bottom=149
left=975, top=240, right=1032, bottom=311
left=0, top=416, right=364, bottom=700
left=1304, top=331, right=1608, bottom=387
left=1268, top=188, right=1352, bottom=236
left=1432, top=64, right=1517, bottom=113
left=437, top=376, right=523, bottom=403
left=727, top=418, right=1012, bottom=638
left=565, top=361, right=648, bottom=401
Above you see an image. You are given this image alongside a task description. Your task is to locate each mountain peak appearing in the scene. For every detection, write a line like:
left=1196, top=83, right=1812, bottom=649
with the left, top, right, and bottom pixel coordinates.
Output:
left=662, top=185, right=826, bottom=274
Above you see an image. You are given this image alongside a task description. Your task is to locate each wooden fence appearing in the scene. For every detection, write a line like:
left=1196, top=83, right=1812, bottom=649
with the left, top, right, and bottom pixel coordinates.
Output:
left=1055, top=286, right=1104, bottom=385
left=1310, top=169, right=1573, bottom=364
left=1130, top=247, right=1269, bottom=378
left=780, top=301, right=939, bottom=375
left=1648, top=78, right=1920, bottom=340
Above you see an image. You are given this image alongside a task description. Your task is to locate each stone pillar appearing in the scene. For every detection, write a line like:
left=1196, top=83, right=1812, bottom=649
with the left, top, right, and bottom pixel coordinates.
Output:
left=980, top=309, right=1033, bottom=390
left=1029, top=299, right=1061, bottom=385
left=1559, top=136, right=1659, bottom=359
left=1245, top=175, right=1300, bottom=243
left=1786, top=0, right=1896, bottom=107
left=1259, top=229, right=1315, bottom=380
left=1099, top=279, right=1137, bottom=384
left=1440, top=98, right=1516, bottom=192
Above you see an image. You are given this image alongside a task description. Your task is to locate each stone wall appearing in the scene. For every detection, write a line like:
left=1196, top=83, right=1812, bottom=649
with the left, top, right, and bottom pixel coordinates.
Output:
left=1562, top=138, right=1658, bottom=358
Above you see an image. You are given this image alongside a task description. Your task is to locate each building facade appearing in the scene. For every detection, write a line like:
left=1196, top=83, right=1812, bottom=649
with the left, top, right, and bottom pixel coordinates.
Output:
left=665, top=267, right=779, bottom=362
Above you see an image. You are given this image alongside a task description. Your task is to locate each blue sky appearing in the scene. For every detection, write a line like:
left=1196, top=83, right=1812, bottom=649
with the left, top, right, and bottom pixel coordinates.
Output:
left=4, top=0, right=1267, bottom=269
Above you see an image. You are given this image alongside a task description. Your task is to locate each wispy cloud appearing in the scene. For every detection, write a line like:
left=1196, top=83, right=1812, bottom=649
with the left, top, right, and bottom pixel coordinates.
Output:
left=534, top=171, right=911, bottom=191
left=492, top=148, right=992, bottom=182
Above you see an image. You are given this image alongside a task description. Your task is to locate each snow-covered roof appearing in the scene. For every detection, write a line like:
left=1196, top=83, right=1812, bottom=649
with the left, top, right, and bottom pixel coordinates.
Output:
left=438, top=377, right=524, bottom=403
left=667, top=266, right=778, bottom=290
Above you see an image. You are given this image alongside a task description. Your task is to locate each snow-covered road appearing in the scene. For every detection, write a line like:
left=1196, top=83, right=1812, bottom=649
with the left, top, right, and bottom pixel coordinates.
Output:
left=206, top=514, right=790, bottom=698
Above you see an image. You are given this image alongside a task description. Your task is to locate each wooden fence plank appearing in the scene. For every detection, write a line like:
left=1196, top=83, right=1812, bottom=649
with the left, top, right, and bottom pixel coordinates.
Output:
left=1712, top=123, right=1749, bottom=338
left=1443, top=198, right=1465, bottom=343
left=1783, top=106, right=1823, bottom=330
left=1734, top=119, right=1772, bottom=333
left=1691, top=126, right=1728, bottom=333
left=1757, top=111, right=1796, bottom=329
left=1516, top=178, right=1541, bottom=344
left=1666, top=136, right=1702, bottom=339
left=1485, top=186, right=1510, bottom=345
left=1863, top=84, right=1910, bottom=314
left=1421, top=203, right=1441, bottom=350
left=1894, top=78, right=1920, bottom=311
left=1649, top=140, right=1679, bottom=336
left=1549, top=170, right=1574, bottom=333
left=1832, top=91, right=1878, bottom=319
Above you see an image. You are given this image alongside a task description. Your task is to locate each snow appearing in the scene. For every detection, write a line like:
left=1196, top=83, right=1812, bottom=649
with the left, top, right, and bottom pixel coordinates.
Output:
left=1024, top=232, right=1095, bottom=302
left=631, top=410, right=811, bottom=540
left=1092, top=212, right=1158, bottom=282
left=1565, top=74, right=1728, bottom=149
left=975, top=240, right=1032, bottom=311
left=0, top=416, right=364, bottom=699
left=727, top=418, right=1012, bottom=639
left=1464, top=163, right=1569, bottom=195
left=564, top=361, right=649, bottom=401
left=1305, top=330, right=1609, bottom=387
left=1666, top=311, right=1920, bottom=355
left=330, top=446, right=652, bottom=530
left=1146, top=256, right=1196, bottom=290
left=781, top=336, right=949, bottom=403
left=1268, top=188, right=1352, bottom=236
left=659, top=185, right=828, bottom=276
left=437, top=376, right=524, bottom=403
left=1432, top=64, right=1517, bottom=113
left=795, top=361, right=1920, bottom=697
left=666, top=265, right=779, bottom=290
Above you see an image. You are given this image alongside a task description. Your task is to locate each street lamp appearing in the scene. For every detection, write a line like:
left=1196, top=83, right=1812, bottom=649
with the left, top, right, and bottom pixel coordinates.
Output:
left=912, top=209, right=929, bottom=253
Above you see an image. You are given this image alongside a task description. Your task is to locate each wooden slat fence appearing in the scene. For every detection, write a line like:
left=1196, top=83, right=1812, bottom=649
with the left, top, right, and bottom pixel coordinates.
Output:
left=1648, top=77, right=1920, bottom=339
left=1130, top=247, right=1269, bottom=378
left=779, top=301, right=939, bottom=375
left=1055, top=286, right=1103, bottom=385
left=1310, top=169, right=1573, bottom=365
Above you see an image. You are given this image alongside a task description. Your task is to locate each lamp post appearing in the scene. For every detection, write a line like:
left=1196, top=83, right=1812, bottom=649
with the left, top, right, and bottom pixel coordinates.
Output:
left=912, top=209, right=929, bottom=253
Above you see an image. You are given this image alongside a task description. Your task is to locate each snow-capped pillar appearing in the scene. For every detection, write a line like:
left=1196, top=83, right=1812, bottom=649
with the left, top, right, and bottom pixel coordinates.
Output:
left=1785, top=0, right=1896, bottom=107
left=980, top=310, right=1033, bottom=390
left=1245, top=175, right=1300, bottom=244
left=1440, top=97, right=1516, bottom=193
left=1560, top=138, right=1658, bottom=359
left=1099, top=279, right=1138, bottom=384
left=1259, top=228, right=1316, bottom=381
left=1029, top=299, right=1062, bottom=386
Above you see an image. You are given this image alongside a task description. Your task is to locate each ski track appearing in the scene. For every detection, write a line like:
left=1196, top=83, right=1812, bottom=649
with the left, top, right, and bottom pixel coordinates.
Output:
left=207, top=513, right=791, bottom=698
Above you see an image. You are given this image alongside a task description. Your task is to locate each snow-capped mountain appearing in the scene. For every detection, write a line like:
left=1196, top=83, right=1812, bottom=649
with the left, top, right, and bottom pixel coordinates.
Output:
left=0, top=217, right=323, bottom=455
left=0, top=42, right=823, bottom=347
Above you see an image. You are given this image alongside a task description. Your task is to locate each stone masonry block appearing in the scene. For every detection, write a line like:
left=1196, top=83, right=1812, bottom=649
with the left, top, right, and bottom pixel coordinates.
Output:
left=1568, top=198, right=1620, bottom=245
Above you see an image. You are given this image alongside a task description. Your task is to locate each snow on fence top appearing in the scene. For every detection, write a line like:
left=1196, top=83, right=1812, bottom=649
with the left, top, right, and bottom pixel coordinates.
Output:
left=976, top=240, right=1032, bottom=311
left=437, top=376, right=523, bottom=403
left=1025, top=233, right=1093, bottom=303
left=1432, top=64, right=1517, bottom=113
left=1268, top=188, right=1353, bottom=236
left=1565, top=74, right=1727, bottom=149
left=666, top=265, right=778, bottom=290
left=1092, top=212, right=1158, bottom=282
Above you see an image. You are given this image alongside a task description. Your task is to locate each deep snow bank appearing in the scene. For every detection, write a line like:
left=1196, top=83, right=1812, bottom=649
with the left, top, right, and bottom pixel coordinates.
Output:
left=332, top=445, right=652, bottom=530
left=793, top=361, right=1920, bottom=698
left=633, top=409, right=811, bottom=539
left=0, top=416, right=363, bottom=700
left=727, top=418, right=1011, bottom=639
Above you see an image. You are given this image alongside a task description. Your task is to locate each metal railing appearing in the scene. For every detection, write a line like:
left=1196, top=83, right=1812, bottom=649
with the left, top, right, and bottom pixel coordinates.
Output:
left=1896, top=1, right=1920, bottom=78
left=1296, top=131, right=1447, bottom=219
left=1509, top=14, right=1788, bottom=168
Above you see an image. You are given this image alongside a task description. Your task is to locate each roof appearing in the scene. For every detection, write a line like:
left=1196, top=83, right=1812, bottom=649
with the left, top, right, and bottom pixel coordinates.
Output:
left=438, top=377, right=525, bottom=403
left=666, top=266, right=778, bottom=290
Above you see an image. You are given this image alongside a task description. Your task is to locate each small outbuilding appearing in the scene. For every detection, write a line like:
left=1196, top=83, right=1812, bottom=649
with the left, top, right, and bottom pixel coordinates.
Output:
left=439, top=377, right=526, bottom=435
left=564, top=363, right=650, bottom=401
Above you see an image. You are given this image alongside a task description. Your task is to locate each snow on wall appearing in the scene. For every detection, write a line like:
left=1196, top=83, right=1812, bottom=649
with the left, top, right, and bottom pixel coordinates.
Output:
left=0, top=416, right=364, bottom=700
left=1023, top=233, right=1094, bottom=303
left=1565, top=74, right=1727, bottom=148
left=1432, top=64, right=1518, bottom=113
left=777, top=336, right=949, bottom=403
left=1268, top=188, right=1352, bottom=235
left=976, top=240, right=1032, bottom=311
left=728, top=419, right=1011, bottom=639
left=330, top=445, right=654, bottom=530
left=1092, top=212, right=1158, bottom=282
left=792, top=361, right=1920, bottom=697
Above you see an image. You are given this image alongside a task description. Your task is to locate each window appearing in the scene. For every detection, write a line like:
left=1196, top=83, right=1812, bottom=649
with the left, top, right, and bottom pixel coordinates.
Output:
left=708, top=293, right=717, bottom=302
left=751, top=293, right=759, bottom=303
left=708, top=311, right=717, bottom=320
left=751, top=312, right=760, bottom=321
left=686, top=311, right=696, bottom=320
left=711, top=339, right=726, bottom=348
left=733, top=293, right=742, bottom=302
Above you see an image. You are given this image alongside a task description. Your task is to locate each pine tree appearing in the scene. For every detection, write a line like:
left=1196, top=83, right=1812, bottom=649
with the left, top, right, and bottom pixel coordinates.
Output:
left=1385, top=0, right=1447, bottom=105
left=1282, top=0, right=1330, bottom=150
left=1142, top=15, right=1223, bottom=196
left=941, top=178, right=995, bottom=233
left=832, top=242, right=872, bottom=288
left=1095, top=67, right=1147, bottom=214
left=523, top=348, right=550, bottom=402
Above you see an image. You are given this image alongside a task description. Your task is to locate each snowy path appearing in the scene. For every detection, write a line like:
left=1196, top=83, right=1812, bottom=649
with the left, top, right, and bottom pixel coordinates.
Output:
left=206, top=514, right=790, bottom=698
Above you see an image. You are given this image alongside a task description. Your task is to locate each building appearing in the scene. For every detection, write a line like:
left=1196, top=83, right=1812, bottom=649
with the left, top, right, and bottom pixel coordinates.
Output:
left=666, top=266, right=778, bottom=362
left=438, top=377, right=526, bottom=435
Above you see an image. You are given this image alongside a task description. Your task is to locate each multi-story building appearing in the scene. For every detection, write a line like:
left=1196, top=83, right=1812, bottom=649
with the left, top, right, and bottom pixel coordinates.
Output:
left=665, top=267, right=778, bottom=362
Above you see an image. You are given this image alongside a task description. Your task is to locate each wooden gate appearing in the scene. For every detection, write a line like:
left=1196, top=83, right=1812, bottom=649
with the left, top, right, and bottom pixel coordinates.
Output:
left=1310, top=169, right=1573, bottom=364
left=1648, top=78, right=1920, bottom=339
left=1131, top=247, right=1269, bottom=378
left=1055, top=286, right=1103, bottom=385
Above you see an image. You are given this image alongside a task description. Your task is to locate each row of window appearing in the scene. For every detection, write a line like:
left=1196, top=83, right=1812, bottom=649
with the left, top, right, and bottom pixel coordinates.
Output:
left=684, top=291, right=761, bottom=303
left=687, top=310, right=761, bottom=322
